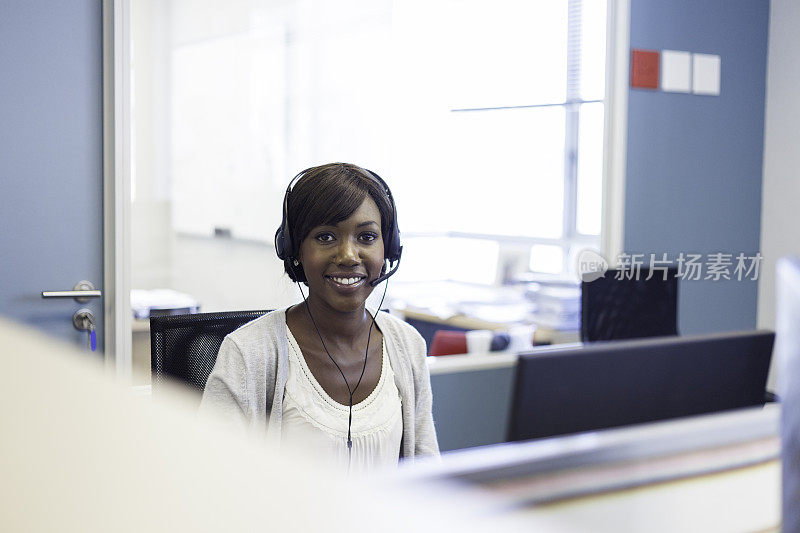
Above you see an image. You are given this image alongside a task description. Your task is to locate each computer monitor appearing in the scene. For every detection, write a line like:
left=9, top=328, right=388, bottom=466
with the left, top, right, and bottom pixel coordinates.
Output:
left=508, top=330, right=774, bottom=442
left=581, top=267, right=679, bottom=342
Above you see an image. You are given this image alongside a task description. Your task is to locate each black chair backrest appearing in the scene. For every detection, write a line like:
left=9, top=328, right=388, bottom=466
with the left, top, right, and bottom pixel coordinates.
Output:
left=150, top=310, right=270, bottom=392
left=581, top=267, right=678, bottom=342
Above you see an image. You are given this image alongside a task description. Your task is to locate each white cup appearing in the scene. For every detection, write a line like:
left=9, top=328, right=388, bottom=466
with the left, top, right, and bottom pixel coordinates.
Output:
left=465, top=329, right=493, bottom=355
left=507, top=325, right=536, bottom=353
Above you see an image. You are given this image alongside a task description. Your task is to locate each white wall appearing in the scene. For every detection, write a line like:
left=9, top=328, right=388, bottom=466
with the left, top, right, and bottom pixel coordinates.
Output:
left=169, top=235, right=301, bottom=312
left=758, top=0, right=800, bottom=331
left=131, top=0, right=172, bottom=289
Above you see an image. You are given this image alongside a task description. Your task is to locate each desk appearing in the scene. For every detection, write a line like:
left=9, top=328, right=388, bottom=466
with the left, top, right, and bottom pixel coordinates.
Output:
left=402, top=307, right=580, bottom=346
left=400, top=405, right=780, bottom=532
left=389, top=280, right=580, bottom=348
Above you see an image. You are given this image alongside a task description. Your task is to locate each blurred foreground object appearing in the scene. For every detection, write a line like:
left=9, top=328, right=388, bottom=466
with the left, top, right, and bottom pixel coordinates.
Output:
left=777, top=256, right=800, bottom=533
left=403, top=406, right=779, bottom=532
left=0, top=319, right=535, bottom=532
left=0, top=318, right=780, bottom=532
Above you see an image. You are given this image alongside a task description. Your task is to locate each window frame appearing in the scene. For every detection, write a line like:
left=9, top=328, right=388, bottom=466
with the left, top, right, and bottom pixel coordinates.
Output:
left=404, top=0, right=628, bottom=280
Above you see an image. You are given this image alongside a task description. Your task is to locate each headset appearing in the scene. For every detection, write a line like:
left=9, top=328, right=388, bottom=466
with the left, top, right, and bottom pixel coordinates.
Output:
left=273, top=164, right=401, bottom=469
left=274, top=165, right=402, bottom=286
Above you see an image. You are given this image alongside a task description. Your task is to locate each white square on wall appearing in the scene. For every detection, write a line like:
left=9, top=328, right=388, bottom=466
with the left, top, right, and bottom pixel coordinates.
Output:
left=661, top=50, right=691, bottom=93
left=693, top=53, right=721, bottom=96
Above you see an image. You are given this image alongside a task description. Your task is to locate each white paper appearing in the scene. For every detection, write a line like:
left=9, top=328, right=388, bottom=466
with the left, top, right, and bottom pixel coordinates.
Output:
left=693, top=53, right=721, bottom=96
left=661, top=50, right=691, bottom=93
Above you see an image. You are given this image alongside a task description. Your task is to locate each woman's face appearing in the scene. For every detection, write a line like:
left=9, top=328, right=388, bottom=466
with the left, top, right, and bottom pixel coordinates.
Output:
left=297, top=196, right=385, bottom=313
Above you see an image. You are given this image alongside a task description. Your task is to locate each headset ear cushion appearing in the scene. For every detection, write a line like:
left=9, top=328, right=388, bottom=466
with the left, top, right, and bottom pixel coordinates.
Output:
left=385, top=237, right=401, bottom=262
left=383, top=223, right=400, bottom=261
left=275, top=222, right=294, bottom=262
left=275, top=227, right=285, bottom=260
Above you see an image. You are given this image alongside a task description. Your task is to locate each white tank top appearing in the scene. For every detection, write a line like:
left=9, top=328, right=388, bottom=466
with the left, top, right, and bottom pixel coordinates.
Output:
left=281, top=326, right=403, bottom=475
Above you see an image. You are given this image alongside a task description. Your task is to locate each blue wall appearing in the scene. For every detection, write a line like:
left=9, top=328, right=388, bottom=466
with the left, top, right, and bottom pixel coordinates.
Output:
left=625, top=0, right=770, bottom=334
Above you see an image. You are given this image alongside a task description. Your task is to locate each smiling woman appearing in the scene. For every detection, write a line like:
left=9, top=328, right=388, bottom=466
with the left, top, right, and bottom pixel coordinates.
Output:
left=200, top=163, right=439, bottom=474
left=297, top=198, right=384, bottom=313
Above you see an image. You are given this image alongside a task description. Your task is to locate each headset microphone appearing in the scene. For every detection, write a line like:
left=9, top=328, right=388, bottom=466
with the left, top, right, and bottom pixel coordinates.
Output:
left=369, top=251, right=402, bottom=287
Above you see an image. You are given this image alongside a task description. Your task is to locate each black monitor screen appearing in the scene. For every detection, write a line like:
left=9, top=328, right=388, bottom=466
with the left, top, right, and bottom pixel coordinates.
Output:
left=508, top=330, right=774, bottom=442
left=581, top=267, right=678, bottom=342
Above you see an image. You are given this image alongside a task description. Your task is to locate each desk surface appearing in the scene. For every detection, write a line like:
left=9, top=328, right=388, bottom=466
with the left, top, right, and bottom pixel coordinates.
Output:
left=399, top=405, right=780, bottom=532
left=401, top=307, right=581, bottom=345
left=426, top=342, right=583, bottom=375
left=388, top=280, right=581, bottom=345
left=523, top=459, right=778, bottom=532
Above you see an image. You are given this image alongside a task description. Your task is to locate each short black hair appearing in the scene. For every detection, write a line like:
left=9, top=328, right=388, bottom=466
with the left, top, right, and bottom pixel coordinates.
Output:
left=283, top=162, right=394, bottom=283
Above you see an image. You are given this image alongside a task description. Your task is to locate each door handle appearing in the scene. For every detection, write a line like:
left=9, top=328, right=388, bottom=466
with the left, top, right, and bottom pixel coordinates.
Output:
left=42, top=280, right=102, bottom=303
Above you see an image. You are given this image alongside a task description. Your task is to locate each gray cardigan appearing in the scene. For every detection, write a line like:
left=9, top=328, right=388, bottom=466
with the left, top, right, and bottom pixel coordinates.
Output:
left=200, top=307, right=439, bottom=460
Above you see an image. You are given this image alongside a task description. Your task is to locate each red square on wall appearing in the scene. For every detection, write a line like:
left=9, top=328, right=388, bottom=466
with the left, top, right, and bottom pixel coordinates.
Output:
left=631, top=49, right=660, bottom=89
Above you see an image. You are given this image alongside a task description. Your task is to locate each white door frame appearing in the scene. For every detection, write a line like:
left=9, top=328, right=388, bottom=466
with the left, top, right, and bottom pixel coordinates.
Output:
left=103, top=0, right=132, bottom=381
left=601, top=0, right=630, bottom=267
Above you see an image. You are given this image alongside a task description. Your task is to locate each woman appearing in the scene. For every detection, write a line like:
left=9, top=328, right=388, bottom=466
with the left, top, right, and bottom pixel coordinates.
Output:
left=200, top=163, right=439, bottom=473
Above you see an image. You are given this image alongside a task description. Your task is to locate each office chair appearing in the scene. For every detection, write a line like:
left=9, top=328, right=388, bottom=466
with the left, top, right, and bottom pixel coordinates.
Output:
left=580, top=267, right=678, bottom=342
left=150, top=310, right=269, bottom=392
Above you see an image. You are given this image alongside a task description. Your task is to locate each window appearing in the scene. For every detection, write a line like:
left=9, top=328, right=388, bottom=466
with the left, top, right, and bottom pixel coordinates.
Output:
left=133, top=0, right=609, bottom=303
left=390, top=0, right=607, bottom=282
